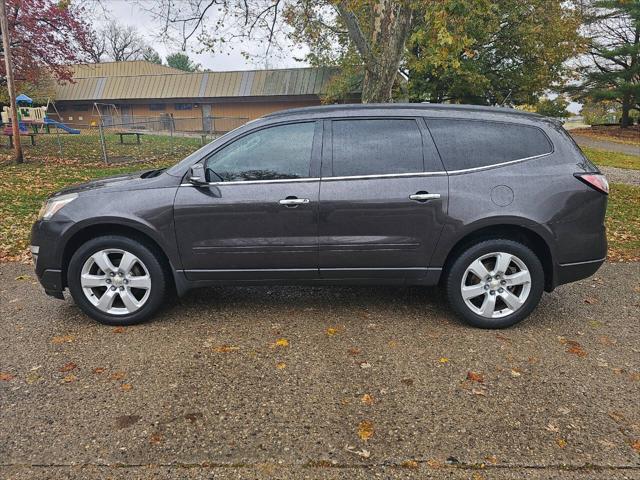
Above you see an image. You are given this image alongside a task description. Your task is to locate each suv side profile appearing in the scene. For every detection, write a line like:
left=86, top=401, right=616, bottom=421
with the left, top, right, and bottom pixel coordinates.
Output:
left=31, top=104, right=608, bottom=328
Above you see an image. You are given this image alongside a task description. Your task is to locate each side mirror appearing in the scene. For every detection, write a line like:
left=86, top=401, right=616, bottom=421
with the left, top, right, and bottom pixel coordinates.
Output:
left=189, top=164, right=207, bottom=186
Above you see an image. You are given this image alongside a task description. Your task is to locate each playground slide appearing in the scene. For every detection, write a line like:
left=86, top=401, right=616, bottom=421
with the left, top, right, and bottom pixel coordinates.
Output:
left=44, top=117, right=80, bottom=134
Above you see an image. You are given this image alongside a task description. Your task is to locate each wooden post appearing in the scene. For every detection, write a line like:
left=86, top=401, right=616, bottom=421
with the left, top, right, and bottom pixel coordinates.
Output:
left=0, top=0, right=23, bottom=163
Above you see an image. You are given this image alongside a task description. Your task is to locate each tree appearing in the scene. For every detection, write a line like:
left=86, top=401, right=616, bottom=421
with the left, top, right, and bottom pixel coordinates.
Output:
left=569, top=1, right=639, bottom=127
left=151, top=0, right=418, bottom=102
left=0, top=0, right=90, bottom=83
left=406, top=0, right=585, bottom=106
left=103, top=21, right=148, bottom=62
left=535, top=97, right=571, bottom=118
left=143, top=48, right=163, bottom=64
left=166, top=52, right=200, bottom=72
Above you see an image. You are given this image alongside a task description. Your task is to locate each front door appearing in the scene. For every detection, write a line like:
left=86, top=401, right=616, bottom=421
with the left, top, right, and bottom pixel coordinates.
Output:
left=319, top=117, right=448, bottom=280
left=174, top=121, right=322, bottom=281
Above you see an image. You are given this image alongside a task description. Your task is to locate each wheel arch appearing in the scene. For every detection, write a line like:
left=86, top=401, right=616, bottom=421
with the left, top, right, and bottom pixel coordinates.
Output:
left=440, top=223, right=555, bottom=291
left=61, top=222, right=176, bottom=293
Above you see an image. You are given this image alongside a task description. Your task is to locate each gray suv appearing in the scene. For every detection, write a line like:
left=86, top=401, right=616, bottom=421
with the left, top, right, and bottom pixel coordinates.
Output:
left=31, top=104, right=608, bottom=328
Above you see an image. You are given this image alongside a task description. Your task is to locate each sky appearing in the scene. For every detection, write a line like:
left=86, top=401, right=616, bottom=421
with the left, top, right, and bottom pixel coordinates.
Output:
left=98, top=0, right=308, bottom=71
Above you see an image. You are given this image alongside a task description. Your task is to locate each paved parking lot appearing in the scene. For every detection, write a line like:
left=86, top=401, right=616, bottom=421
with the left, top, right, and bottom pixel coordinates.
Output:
left=1, top=261, right=639, bottom=479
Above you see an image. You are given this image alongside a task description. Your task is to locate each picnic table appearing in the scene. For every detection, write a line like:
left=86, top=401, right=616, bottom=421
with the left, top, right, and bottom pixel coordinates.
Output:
left=5, top=133, right=36, bottom=147
left=117, top=132, right=144, bottom=145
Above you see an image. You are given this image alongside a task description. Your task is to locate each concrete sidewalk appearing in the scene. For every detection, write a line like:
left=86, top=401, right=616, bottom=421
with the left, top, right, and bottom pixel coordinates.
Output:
left=1, top=261, right=639, bottom=479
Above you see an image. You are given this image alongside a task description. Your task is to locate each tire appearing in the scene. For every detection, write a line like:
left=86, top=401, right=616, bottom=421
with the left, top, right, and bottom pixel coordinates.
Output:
left=67, top=235, right=167, bottom=326
left=444, top=239, right=544, bottom=329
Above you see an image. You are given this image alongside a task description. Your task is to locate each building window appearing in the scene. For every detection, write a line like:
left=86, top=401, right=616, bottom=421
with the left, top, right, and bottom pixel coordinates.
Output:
left=150, top=103, right=166, bottom=111
left=175, top=103, right=193, bottom=111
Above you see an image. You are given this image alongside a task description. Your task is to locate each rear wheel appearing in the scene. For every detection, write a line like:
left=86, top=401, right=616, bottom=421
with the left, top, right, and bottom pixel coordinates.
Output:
left=445, top=239, right=544, bottom=328
left=67, top=235, right=167, bottom=325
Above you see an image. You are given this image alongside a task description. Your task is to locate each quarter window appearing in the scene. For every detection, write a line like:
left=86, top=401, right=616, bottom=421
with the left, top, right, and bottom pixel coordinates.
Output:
left=426, top=119, right=552, bottom=171
left=205, top=122, right=316, bottom=181
left=331, top=119, right=424, bottom=176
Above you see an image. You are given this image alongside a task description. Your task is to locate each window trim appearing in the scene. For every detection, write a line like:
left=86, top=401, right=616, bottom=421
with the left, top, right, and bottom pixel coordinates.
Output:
left=189, top=120, right=322, bottom=185
left=424, top=117, right=555, bottom=174
left=325, top=117, right=431, bottom=179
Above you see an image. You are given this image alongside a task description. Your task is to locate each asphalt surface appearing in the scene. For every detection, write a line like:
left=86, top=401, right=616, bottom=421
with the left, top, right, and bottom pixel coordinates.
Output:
left=601, top=166, right=640, bottom=187
left=571, top=135, right=639, bottom=157
left=1, top=261, right=639, bottom=479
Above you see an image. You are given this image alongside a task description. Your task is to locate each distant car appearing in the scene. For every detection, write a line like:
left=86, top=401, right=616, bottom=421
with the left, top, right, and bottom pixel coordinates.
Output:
left=30, top=104, right=608, bottom=328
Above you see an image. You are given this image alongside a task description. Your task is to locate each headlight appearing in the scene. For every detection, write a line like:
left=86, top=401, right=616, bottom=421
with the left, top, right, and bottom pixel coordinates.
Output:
left=38, top=193, right=78, bottom=220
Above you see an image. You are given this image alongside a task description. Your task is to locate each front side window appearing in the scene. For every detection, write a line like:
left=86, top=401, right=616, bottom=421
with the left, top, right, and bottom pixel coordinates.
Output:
left=331, top=119, right=424, bottom=177
left=426, top=119, right=553, bottom=171
left=205, top=122, right=315, bottom=181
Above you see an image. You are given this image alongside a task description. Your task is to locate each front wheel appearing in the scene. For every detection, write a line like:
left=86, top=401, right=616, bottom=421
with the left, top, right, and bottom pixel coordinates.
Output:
left=67, top=235, right=167, bottom=325
left=445, top=239, right=544, bottom=328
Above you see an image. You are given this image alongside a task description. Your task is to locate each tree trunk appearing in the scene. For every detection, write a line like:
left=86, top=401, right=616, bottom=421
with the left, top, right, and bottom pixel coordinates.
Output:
left=620, top=94, right=631, bottom=128
left=337, top=1, right=413, bottom=103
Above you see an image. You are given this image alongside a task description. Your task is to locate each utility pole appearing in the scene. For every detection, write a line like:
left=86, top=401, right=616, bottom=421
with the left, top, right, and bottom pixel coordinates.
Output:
left=0, top=0, right=22, bottom=163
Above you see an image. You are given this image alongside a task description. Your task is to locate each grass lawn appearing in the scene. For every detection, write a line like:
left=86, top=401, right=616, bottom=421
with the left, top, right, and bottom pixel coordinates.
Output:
left=0, top=134, right=638, bottom=262
left=582, top=146, right=640, bottom=170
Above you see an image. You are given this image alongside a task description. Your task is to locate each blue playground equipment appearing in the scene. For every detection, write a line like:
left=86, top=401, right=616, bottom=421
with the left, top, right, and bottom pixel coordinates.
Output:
left=43, top=117, right=81, bottom=134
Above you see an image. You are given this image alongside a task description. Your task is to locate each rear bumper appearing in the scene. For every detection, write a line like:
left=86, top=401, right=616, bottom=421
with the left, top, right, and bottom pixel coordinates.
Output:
left=553, top=257, right=605, bottom=289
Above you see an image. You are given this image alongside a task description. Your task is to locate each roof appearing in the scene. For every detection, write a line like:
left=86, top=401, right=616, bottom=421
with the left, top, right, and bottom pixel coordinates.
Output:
left=72, top=61, right=184, bottom=78
left=55, top=62, right=341, bottom=101
left=265, top=103, right=546, bottom=121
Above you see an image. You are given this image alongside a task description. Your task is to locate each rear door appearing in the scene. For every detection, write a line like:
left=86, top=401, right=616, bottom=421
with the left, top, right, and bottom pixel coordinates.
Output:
left=318, top=117, right=448, bottom=280
left=174, top=121, right=322, bottom=281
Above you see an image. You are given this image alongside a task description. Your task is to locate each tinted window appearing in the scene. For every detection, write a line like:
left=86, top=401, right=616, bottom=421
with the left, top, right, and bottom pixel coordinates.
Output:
left=331, top=119, right=423, bottom=176
left=426, top=119, right=552, bottom=171
left=205, top=122, right=315, bottom=181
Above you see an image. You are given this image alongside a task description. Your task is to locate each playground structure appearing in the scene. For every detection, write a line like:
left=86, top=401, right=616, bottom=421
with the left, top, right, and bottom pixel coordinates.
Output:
left=1, top=94, right=80, bottom=135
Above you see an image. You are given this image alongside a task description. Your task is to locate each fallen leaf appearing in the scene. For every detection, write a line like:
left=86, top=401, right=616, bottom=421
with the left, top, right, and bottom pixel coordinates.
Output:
left=556, top=438, right=567, bottom=448
left=485, top=455, right=498, bottom=464
left=359, top=361, right=372, bottom=369
left=51, top=334, right=76, bottom=344
left=467, top=371, right=484, bottom=383
left=344, top=444, right=370, bottom=458
left=471, top=387, right=487, bottom=396
left=214, top=345, right=240, bottom=353
left=401, top=460, right=419, bottom=469
left=326, top=327, right=339, bottom=336
left=15, top=274, right=31, bottom=280
left=109, top=371, right=126, bottom=381
left=121, top=383, right=133, bottom=391
left=62, top=374, right=77, bottom=383
left=149, top=433, right=163, bottom=445
left=357, top=420, right=374, bottom=442
left=276, top=362, right=286, bottom=370
left=92, top=367, right=106, bottom=374
left=0, top=372, right=15, bottom=381
left=426, top=459, right=443, bottom=469
left=271, top=338, right=289, bottom=349
left=545, top=423, right=560, bottom=433
left=388, top=340, right=398, bottom=348
left=584, top=296, right=598, bottom=304
left=112, top=326, right=126, bottom=333
left=347, top=348, right=361, bottom=356
left=361, top=393, right=374, bottom=405
left=401, top=378, right=414, bottom=386
left=438, top=357, right=449, bottom=363
left=510, top=369, right=521, bottom=377
left=631, top=440, right=640, bottom=453
left=567, top=343, right=587, bottom=357
left=25, top=372, right=40, bottom=384
left=59, top=362, right=77, bottom=373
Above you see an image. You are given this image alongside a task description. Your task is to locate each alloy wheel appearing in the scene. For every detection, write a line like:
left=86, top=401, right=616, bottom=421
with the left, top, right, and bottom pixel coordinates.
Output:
left=80, top=249, right=151, bottom=315
left=460, top=251, right=532, bottom=319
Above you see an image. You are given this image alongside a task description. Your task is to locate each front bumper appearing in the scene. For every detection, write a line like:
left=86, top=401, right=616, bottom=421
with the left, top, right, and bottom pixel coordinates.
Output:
left=31, top=218, right=73, bottom=300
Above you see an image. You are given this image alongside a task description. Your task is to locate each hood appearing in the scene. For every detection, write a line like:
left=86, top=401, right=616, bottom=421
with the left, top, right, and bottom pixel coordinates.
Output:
left=53, top=168, right=172, bottom=198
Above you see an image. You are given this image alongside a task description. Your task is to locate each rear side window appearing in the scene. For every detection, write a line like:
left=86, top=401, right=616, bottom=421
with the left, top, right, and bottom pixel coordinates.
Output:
left=426, top=119, right=552, bottom=171
left=331, top=119, right=423, bottom=176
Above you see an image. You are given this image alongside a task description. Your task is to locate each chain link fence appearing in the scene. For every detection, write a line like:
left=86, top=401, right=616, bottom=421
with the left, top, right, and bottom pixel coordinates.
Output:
left=1, top=114, right=248, bottom=165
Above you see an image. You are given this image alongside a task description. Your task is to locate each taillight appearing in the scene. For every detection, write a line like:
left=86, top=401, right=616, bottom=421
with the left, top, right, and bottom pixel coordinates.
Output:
left=574, top=173, right=609, bottom=194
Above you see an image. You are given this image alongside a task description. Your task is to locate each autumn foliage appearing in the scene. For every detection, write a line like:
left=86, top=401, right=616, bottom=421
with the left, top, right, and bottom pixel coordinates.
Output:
left=0, top=0, right=90, bottom=83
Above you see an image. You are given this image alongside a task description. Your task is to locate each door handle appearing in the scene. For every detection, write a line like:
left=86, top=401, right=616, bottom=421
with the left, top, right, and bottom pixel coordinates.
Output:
left=409, top=192, right=441, bottom=202
left=279, top=197, right=310, bottom=206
